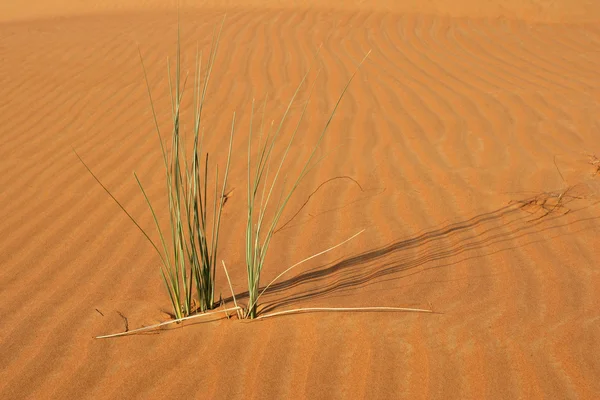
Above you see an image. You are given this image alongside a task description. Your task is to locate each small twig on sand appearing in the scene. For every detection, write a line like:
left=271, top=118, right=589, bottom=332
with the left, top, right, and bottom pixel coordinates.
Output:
left=554, top=155, right=566, bottom=184
left=511, top=186, right=582, bottom=221
left=117, top=311, right=129, bottom=332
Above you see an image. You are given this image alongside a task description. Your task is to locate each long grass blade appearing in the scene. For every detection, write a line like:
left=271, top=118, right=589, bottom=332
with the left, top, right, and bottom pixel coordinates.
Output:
left=255, top=307, right=435, bottom=321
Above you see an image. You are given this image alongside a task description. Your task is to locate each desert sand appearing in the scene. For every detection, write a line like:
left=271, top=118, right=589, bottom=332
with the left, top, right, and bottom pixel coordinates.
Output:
left=1, top=1, right=599, bottom=399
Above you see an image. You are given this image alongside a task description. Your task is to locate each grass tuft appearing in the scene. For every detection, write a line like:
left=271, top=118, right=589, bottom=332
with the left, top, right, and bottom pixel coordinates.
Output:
left=134, top=17, right=233, bottom=318
left=242, top=50, right=372, bottom=319
left=78, top=18, right=232, bottom=320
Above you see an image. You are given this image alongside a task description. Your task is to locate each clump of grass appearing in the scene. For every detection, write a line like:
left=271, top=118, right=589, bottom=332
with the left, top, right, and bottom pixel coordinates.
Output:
left=241, top=51, right=372, bottom=319
left=83, top=22, right=438, bottom=340
left=77, top=20, right=233, bottom=320
left=138, top=20, right=234, bottom=318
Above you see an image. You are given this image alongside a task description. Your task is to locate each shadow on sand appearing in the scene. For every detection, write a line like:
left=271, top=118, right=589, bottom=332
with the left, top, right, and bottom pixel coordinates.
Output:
left=225, top=188, right=598, bottom=315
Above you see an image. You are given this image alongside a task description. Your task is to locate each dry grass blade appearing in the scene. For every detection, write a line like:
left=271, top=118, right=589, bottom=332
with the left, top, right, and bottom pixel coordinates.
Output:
left=255, top=306, right=435, bottom=321
left=95, top=307, right=242, bottom=339
left=222, top=261, right=243, bottom=319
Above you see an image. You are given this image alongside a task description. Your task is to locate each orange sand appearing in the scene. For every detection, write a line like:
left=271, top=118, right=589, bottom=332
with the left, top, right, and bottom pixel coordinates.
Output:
left=1, top=1, right=600, bottom=399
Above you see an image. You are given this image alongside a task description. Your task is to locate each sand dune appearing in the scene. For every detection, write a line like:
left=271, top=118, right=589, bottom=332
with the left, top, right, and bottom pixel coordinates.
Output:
left=1, top=1, right=599, bottom=399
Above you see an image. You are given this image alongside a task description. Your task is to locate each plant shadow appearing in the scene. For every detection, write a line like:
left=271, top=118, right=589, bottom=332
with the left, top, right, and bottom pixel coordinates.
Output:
left=227, top=190, right=598, bottom=315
